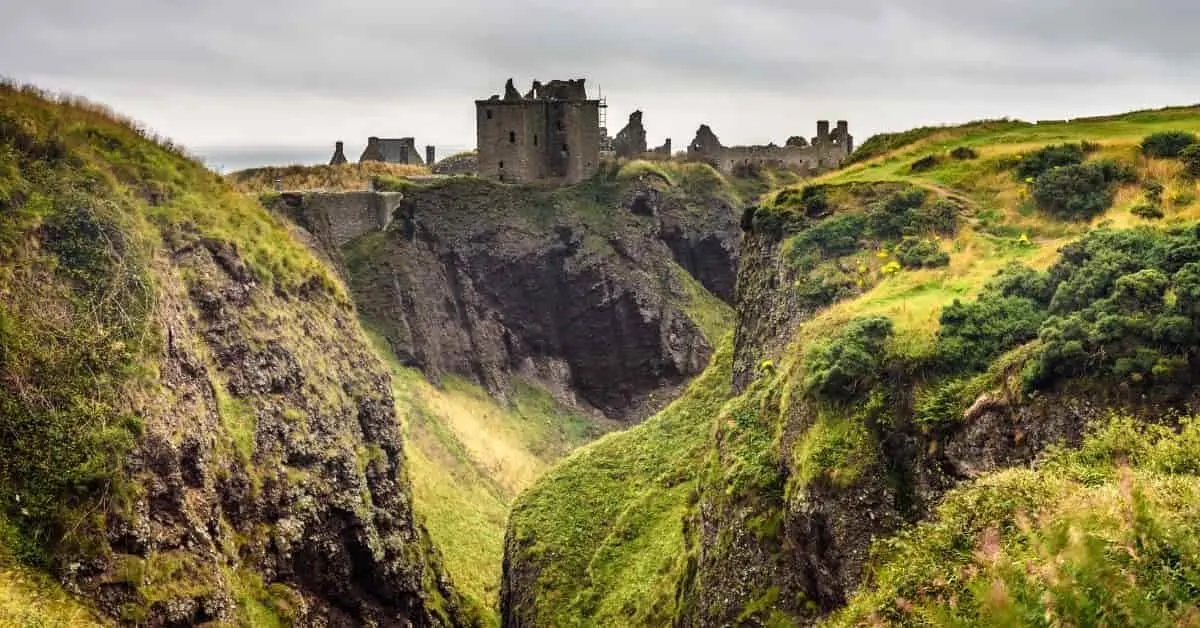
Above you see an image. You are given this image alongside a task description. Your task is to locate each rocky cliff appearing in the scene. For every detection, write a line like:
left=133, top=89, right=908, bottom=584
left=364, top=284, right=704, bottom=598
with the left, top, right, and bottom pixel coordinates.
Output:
left=0, top=83, right=475, bottom=626
left=281, top=163, right=743, bottom=424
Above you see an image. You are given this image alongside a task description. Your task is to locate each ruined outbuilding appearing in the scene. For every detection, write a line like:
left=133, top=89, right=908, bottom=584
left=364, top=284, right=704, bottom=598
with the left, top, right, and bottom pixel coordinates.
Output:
left=475, top=78, right=602, bottom=184
left=359, top=137, right=425, bottom=165
left=687, top=121, right=853, bottom=175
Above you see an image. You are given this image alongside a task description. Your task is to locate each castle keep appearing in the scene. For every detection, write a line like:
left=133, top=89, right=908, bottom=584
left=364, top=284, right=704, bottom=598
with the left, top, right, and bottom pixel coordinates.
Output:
left=475, top=78, right=602, bottom=184
left=687, top=120, right=853, bottom=175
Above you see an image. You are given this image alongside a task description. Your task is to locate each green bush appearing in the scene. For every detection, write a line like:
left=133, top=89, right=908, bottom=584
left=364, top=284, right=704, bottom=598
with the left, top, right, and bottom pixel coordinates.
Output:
left=895, top=237, right=949, bottom=269
left=909, top=155, right=940, bottom=173
left=1031, top=162, right=1118, bottom=221
left=949, top=146, right=978, bottom=160
left=775, top=184, right=831, bottom=217
left=1180, top=143, right=1200, bottom=178
left=936, top=293, right=1047, bottom=372
left=1132, top=203, right=1164, bottom=220
left=1142, top=180, right=1165, bottom=205
left=789, top=212, right=868, bottom=260
left=1014, top=143, right=1088, bottom=180
left=866, top=189, right=928, bottom=239
left=1140, top=130, right=1198, bottom=158
left=802, top=317, right=894, bottom=402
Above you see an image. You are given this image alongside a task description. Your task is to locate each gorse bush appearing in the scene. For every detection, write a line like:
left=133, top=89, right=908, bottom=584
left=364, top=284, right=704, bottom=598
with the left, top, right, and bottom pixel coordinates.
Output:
left=909, top=155, right=940, bottom=173
left=1180, top=143, right=1200, bottom=178
left=894, top=237, right=949, bottom=269
left=930, top=227, right=1200, bottom=392
left=949, top=146, right=978, bottom=160
left=802, top=317, right=894, bottom=402
left=1014, top=142, right=1094, bottom=180
left=1140, top=130, right=1198, bottom=158
left=1030, top=162, right=1123, bottom=221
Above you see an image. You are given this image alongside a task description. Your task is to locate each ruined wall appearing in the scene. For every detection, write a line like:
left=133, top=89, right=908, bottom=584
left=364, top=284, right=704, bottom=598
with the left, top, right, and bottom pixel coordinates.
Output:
left=477, top=101, right=544, bottom=182
left=688, top=121, right=853, bottom=175
left=279, top=191, right=404, bottom=247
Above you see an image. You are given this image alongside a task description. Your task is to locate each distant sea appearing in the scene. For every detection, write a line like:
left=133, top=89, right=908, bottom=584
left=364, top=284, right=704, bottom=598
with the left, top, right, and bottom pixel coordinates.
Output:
left=193, top=145, right=474, bottom=174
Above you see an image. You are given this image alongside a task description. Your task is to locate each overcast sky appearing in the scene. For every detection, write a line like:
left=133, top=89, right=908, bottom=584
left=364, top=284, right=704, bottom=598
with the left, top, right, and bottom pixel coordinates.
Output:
left=5, top=0, right=1200, bottom=171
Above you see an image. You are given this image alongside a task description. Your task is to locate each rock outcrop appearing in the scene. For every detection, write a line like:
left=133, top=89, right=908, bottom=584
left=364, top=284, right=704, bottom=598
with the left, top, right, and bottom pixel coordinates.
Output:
left=333, top=175, right=741, bottom=422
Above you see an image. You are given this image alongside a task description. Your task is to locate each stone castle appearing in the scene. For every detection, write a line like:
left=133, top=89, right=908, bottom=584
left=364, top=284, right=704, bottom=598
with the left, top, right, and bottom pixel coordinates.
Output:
left=475, top=78, right=602, bottom=184
left=323, top=77, right=853, bottom=184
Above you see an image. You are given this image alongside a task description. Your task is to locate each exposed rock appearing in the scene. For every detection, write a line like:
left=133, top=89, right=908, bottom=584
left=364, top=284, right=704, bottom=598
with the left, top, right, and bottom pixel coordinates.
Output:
left=334, top=177, right=739, bottom=423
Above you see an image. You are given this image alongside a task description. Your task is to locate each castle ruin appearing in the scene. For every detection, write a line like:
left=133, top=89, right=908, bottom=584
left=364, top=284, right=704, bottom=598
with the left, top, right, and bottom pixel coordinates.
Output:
left=475, top=78, right=602, bottom=184
left=687, top=120, right=853, bottom=175
left=328, top=137, right=432, bottom=166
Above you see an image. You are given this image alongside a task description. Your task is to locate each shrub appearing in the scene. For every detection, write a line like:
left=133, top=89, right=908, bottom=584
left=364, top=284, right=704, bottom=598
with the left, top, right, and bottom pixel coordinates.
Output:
left=1142, top=180, right=1165, bottom=205
left=1031, top=163, right=1118, bottom=221
left=1180, top=143, right=1200, bottom=178
left=866, top=189, right=928, bottom=239
left=914, top=198, right=960, bottom=236
left=895, top=237, right=949, bottom=269
left=936, top=294, right=1047, bottom=372
left=1140, top=130, right=1198, bottom=158
left=1014, top=143, right=1087, bottom=180
left=910, top=155, right=940, bottom=173
left=1132, top=203, right=1164, bottom=220
left=803, top=317, right=894, bottom=402
left=790, top=212, right=868, bottom=260
left=949, top=146, right=978, bottom=160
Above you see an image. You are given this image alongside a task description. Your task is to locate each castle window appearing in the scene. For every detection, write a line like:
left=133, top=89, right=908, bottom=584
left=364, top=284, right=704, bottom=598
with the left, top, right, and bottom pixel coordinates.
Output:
left=534, top=134, right=538, bottom=146
left=509, top=131, right=516, bottom=143
left=499, top=160, right=505, bottom=169
left=486, top=109, right=493, bottom=119
left=562, top=143, right=569, bottom=153
left=556, top=120, right=564, bottom=131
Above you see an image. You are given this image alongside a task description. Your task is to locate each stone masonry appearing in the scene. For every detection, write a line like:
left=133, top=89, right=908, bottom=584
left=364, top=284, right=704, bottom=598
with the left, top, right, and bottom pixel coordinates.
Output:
left=475, top=78, right=602, bottom=184
left=687, top=120, right=853, bottom=175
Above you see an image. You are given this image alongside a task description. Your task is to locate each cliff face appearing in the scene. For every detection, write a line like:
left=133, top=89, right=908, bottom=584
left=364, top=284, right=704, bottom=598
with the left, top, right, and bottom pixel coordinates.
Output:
left=0, top=84, right=473, bottom=626
left=317, top=170, right=741, bottom=423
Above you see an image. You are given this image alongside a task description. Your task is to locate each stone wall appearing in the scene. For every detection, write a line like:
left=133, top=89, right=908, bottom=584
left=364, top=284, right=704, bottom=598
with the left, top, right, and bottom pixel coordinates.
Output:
left=279, top=191, right=404, bottom=247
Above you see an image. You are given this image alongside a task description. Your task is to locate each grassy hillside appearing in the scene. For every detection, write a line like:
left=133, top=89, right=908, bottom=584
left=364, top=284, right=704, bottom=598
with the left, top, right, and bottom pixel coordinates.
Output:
left=508, top=105, right=1200, bottom=626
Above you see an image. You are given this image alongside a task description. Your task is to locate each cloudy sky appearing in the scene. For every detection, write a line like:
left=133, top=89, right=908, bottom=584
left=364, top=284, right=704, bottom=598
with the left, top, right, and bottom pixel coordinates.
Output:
left=5, top=0, right=1199, bottom=171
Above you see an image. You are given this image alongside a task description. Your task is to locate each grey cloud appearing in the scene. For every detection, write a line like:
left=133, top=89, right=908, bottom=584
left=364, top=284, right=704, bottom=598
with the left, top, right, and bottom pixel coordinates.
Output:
left=3, top=0, right=1199, bottom=159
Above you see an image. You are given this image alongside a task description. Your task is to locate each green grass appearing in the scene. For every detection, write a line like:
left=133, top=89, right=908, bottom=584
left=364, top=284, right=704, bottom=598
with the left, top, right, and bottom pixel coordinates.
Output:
left=363, top=330, right=613, bottom=624
left=505, top=337, right=733, bottom=626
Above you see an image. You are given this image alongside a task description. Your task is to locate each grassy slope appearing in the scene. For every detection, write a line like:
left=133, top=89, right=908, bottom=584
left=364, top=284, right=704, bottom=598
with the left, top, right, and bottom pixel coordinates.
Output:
left=365, top=331, right=619, bottom=624
left=225, top=162, right=430, bottom=193
left=511, top=105, right=1200, bottom=626
left=0, top=559, right=106, bottom=627
left=775, top=105, right=1200, bottom=358
left=506, top=338, right=734, bottom=626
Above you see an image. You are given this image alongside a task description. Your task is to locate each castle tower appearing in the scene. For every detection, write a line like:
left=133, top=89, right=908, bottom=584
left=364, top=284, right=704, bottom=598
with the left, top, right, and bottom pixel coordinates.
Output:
left=816, top=120, right=831, bottom=146
left=837, top=120, right=852, bottom=154
left=426, top=145, right=436, bottom=166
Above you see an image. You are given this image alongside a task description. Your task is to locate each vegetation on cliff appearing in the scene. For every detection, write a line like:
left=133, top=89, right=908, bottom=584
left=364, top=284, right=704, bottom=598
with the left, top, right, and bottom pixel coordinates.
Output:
left=504, top=104, right=1200, bottom=626
left=226, top=161, right=429, bottom=193
left=0, top=81, right=471, bottom=625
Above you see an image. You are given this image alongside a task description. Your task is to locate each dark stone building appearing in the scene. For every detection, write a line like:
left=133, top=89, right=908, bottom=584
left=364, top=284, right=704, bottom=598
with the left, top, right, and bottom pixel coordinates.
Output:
left=359, top=137, right=425, bottom=165
left=475, top=78, right=602, bottom=184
